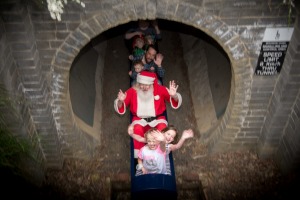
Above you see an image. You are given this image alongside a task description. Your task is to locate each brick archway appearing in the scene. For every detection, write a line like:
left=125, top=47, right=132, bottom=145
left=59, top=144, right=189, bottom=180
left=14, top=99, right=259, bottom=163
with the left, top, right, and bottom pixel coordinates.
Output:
left=51, top=6, right=250, bottom=156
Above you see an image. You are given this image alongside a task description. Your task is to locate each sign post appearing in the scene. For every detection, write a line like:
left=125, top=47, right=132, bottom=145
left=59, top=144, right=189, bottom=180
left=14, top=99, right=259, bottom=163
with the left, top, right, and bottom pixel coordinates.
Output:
left=255, top=28, right=294, bottom=75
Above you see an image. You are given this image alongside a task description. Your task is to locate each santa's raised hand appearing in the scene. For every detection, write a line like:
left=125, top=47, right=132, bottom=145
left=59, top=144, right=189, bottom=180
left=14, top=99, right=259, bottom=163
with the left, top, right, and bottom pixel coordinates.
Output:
left=117, top=89, right=126, bottom=101
left=168, top=80, right=179, bottom=97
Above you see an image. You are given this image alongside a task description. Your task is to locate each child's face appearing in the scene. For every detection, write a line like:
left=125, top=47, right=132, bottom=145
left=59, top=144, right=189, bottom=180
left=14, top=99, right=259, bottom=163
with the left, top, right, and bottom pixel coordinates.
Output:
left=164, top=130, right=176, bottom=144
left=145, top=36, right=154, bottom=45
left=139, top=20, right=150, bottom=30
left=147, top=133, right=159, bottom=150
left=134, top=64, right=143, bottom=73
left=135, top=39, right=144, bottom=49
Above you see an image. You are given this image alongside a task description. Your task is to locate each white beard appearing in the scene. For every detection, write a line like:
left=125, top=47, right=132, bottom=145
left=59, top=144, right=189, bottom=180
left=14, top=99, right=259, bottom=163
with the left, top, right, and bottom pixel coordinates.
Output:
left=137, top=87, right=156, bottom=117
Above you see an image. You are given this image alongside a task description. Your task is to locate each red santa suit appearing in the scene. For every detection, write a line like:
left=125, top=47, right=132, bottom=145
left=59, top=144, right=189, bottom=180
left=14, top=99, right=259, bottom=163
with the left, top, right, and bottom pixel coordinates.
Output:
left=114, top=71, right=182, bottom=158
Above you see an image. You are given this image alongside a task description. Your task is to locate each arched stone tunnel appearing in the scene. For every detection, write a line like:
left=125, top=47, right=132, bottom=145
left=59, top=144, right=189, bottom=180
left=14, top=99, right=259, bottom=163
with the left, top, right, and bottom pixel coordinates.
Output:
left=68, top=19, right=234, bottom=186
left=70, top=19, right=232, bottom=151
left=52, top=11, right=253, bottom=163
left=0, top=0, right=300, bottom=198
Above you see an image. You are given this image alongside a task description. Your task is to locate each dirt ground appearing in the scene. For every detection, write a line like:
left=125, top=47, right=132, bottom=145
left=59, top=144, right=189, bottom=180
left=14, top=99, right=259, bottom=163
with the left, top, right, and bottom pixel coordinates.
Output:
left=42, top=150, right=299, bottom=200
left=4, top=29, right=299, bottom=200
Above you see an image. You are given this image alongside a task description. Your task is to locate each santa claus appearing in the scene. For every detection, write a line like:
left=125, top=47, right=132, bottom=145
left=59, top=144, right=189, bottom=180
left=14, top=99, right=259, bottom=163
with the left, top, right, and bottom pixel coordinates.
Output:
left=114, top=70, right=182, bottom=158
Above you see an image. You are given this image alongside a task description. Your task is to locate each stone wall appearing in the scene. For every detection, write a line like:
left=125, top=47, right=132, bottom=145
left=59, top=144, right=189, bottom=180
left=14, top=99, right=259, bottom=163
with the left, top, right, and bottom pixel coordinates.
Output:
left=0, top=0, right=299, bottom=179
left=180, top=33, right=218, bottom=135
left=273, top=14, right=300, bottom=174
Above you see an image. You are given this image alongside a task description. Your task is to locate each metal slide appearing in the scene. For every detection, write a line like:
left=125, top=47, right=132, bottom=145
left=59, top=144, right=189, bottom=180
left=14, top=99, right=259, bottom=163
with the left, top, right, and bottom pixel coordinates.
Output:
left=130, top=112, right=177, bottom=199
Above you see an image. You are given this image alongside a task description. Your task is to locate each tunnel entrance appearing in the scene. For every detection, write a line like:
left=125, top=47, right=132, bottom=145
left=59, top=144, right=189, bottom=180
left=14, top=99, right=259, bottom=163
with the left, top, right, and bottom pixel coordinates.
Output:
left=69, top=19, right=231, bottom=142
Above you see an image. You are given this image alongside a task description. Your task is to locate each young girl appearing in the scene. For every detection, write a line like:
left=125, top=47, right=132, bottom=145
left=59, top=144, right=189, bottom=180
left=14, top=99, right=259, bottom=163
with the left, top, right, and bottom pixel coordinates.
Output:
left=135, top=128, right=167, bottom=175
left=158, top=125, right=194, bottom=175
left=128, top=125, right=194, bottom=175
left=161, top=125, right=194, bottom=151
left=128, top=124, right=194, bottom=151
left=128, top=35, right=145, bottom=62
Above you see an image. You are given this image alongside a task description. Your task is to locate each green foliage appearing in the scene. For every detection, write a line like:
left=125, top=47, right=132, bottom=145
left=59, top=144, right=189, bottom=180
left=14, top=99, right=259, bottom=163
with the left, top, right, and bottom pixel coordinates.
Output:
left=0, top=84, right=33, bottom=176
left=0, top=85, right=17, bottom=130
left=0, top=130, right=31, bottom=171
left=271, top=0, right=296, bottom=26
left=286, top=0, right=295, bottom=26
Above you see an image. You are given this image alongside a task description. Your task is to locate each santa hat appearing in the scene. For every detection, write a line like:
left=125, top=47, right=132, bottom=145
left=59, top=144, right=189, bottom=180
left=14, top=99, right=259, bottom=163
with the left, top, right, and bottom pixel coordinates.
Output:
left=137, top=70, right=158, bottom=85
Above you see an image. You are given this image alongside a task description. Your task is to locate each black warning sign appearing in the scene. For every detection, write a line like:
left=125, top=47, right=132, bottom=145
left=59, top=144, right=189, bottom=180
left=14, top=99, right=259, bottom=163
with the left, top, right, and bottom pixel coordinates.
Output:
left=255, top=28, right=293, bottom=76
left=254, top=41, right=289, bottom=75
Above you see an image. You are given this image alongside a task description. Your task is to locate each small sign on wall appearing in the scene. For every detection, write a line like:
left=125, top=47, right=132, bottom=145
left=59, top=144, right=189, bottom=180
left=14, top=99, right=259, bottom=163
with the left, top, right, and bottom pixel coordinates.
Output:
left=255, top=28, right=294, bottom=75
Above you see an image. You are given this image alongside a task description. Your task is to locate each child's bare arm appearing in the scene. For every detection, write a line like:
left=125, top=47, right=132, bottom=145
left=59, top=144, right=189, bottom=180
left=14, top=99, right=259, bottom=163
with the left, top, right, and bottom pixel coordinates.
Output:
left=137, top=158, right=147, bottom=174
left=170, top=129, right=194, bottom=151
left=137, top=158, right=143, bottom=165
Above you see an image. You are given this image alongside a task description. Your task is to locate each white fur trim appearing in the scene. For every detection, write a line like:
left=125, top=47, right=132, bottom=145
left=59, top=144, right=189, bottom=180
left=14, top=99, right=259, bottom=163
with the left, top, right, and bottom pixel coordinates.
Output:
left=170, top=93, right=182, bottom=109
left=114, top=98, right=126, bottom=114
left=137, top=74, right=155, bottom=84
left=131, top=119, right=168, bottom=127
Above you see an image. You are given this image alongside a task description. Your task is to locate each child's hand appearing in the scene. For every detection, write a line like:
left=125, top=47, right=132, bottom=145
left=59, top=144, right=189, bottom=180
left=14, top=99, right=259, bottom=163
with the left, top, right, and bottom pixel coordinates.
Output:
left=152, top=130, right=165, bottom=142
left=128, top=71, right=132, bottom=76
left=182, top=129, right=194, bottom=139
left=128, top=55, right=133, bottom=60
left=142, top=167, right=148, bottom=174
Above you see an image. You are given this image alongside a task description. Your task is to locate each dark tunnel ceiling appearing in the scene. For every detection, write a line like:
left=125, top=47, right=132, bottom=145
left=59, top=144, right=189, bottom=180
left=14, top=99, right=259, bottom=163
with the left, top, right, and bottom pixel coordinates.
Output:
left=82, top=19, right=229, bottom=60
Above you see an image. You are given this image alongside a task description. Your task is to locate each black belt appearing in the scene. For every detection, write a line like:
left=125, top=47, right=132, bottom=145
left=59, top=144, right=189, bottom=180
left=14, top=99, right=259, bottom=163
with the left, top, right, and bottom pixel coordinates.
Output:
left=141, top=113, right=165, bottom=123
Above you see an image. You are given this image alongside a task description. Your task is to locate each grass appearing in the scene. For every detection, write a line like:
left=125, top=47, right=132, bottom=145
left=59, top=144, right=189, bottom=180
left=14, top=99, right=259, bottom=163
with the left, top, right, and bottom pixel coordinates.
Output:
left=0, top=84, right=33, bottom=176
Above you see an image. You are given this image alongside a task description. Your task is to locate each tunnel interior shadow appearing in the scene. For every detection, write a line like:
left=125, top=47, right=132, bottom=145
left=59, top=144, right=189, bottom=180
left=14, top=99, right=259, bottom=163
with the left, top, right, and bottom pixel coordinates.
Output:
left=69, top=19, right=231, bottom=130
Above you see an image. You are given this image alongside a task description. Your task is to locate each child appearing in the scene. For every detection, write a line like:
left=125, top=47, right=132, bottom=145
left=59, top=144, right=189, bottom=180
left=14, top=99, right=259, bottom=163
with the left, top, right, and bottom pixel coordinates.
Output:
left=144, top=34, right=156, bottom=50
left=128, top=124, right=194, bottom=151
left=160, top=125, right=194, bottom=175
left=128, top=124, right=194, bottom=175
left=135, top=128, right=167, bottom=175
left=129, top=35, right=145, bottom=62
left=161, top=125, right=194, bottom=152
left=128, top=60, right=144, bottom=86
